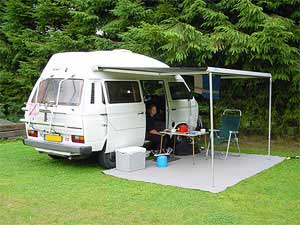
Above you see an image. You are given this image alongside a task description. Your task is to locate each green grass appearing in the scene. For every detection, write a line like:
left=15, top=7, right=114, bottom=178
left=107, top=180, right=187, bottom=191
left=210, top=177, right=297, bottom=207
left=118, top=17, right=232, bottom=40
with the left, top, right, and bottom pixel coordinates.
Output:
left=0, top=139, right=299, bottom=225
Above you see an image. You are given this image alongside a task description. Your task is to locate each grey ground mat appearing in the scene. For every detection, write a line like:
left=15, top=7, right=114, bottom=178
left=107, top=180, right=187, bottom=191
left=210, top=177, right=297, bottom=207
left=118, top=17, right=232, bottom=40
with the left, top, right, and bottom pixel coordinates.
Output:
left=103, top=152, right=285, bottom=193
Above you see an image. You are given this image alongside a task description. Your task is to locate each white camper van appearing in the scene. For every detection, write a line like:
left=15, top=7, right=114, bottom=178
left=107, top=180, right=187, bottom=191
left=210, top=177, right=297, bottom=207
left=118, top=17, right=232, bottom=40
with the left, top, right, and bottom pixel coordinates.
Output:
left=22, top=50, right=199, bottom=168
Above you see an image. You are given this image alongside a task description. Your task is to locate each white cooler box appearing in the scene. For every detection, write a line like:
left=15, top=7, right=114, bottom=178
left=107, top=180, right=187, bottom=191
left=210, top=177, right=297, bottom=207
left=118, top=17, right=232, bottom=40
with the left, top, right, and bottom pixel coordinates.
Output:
left=116, top=146, right=146, bottom=172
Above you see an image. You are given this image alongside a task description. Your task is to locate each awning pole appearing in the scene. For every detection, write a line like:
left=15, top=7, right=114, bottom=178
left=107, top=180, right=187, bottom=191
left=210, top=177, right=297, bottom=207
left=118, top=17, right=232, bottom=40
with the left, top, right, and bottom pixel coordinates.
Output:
left=209, top=72, right=215, bottom=187
left=268, top=77, right=272, bottom=157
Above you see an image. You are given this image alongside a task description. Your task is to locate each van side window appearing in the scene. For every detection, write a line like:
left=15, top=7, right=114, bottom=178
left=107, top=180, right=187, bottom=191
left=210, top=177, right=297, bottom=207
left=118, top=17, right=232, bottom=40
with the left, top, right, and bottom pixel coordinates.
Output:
left=169, top=82, right=191, bottom=100
left=105, top=81, right=141, bottom=104
left=90, top=83, right=95, bottom=104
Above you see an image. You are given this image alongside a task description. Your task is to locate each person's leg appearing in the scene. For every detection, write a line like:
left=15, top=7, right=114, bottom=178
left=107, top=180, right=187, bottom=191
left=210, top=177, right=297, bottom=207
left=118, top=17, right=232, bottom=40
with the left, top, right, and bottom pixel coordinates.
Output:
left=149, top=134, right=171, bottom=153
left=162, top=135, right=171, bottom=150
left=149, top=134, right=162, bottom=151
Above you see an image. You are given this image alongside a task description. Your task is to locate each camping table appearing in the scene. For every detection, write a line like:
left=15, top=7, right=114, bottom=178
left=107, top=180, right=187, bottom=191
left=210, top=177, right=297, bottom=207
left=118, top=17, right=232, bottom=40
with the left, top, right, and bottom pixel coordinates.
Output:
left=159, top=130, right=209, bottom=165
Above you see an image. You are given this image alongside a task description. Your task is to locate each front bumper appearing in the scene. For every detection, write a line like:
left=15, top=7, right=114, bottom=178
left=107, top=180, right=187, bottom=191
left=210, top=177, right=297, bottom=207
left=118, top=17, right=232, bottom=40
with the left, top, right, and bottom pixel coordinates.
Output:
left=23, top=138, right=92, bottom=156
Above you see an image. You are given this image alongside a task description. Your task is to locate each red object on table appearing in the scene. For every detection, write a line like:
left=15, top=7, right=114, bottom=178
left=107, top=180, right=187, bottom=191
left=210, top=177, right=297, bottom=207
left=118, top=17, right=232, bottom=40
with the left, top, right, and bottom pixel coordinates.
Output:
left=177, top=124, right=189, bottom=133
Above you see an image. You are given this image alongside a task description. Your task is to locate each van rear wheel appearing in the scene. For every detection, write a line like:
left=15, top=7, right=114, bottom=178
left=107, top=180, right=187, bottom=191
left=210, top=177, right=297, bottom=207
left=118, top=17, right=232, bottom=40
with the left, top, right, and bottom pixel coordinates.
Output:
left=98, top=150, right=116, bottom=169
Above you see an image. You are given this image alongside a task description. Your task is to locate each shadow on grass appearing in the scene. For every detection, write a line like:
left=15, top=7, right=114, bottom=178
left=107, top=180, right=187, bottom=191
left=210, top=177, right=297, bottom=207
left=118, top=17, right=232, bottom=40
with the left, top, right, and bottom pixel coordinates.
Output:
left=37, top=153, right=106, bottom=171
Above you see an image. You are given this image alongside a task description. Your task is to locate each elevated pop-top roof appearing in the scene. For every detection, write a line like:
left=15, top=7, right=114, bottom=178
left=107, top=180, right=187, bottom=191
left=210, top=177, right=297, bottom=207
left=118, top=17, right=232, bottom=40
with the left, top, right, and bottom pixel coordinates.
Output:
left=42, top=50, right=169, bottom=77
left=97, top=66, right=271, bottom=79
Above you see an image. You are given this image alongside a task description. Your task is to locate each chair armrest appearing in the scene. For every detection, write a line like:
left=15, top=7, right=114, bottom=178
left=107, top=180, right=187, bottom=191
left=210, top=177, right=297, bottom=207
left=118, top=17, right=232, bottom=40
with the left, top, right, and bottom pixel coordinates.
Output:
left=209, top=129, right=221, bottom=138
left=209, top=129, right=220, bottom=132
left=229, top=131, right=239, bottom=134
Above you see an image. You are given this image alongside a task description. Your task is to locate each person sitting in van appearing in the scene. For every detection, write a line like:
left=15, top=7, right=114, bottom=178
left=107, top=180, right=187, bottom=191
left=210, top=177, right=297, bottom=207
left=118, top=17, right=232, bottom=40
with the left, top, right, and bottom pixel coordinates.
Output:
left=146, top=104, right=170, bottom=151
left=150, top=95, right=164, bottom=121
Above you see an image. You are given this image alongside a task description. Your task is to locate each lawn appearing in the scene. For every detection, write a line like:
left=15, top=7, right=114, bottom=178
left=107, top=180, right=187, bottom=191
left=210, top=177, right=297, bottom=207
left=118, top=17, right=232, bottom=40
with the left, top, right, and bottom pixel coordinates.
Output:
left=0, top=139, right=299, bottom=225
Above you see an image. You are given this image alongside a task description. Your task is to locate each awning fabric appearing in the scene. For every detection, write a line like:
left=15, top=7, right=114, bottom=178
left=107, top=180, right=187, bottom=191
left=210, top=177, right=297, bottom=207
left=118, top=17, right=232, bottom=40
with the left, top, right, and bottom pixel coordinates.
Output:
left=97, top=66, right=271, bottom=79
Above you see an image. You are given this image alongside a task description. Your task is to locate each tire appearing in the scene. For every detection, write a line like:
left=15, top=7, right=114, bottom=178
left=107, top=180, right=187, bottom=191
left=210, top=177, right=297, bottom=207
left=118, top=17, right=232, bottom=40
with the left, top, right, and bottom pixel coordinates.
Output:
left=48, top=154, right=64, bottom=160
left=98, top=146, right=116, bottom=169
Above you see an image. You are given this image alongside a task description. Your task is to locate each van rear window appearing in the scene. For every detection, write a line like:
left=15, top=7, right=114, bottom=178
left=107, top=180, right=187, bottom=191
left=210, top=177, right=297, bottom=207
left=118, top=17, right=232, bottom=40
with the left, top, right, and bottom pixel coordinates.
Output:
left=105, top=81, right=141, bottom=104
left=33, top=78, right=83, bottom=106
left=169, top=82, right=191, bottom=100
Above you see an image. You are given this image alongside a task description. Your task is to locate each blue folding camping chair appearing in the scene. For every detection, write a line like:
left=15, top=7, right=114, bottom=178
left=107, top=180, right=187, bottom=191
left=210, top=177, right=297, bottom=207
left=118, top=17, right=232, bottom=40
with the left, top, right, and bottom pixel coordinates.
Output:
left=206, top=109, right=241, bottom=160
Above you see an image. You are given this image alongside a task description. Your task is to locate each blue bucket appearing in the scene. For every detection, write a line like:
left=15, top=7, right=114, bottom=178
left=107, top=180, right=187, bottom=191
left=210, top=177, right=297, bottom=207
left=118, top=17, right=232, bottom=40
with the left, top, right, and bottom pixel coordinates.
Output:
left=157, top=155, right=168, bottom=168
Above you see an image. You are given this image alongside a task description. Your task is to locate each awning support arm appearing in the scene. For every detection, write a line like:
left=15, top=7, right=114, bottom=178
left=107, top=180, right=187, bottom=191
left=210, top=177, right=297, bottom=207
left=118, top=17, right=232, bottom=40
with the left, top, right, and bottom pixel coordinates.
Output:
left=209, top=72, right=215, bottom=187
left=268, top=77, right=272, bottom=157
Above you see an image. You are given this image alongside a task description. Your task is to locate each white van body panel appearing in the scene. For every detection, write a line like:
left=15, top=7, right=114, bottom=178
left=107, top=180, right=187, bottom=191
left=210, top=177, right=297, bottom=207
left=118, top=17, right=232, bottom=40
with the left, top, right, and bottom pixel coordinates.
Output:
left=23, top=50, right=198, bottom=156
left=81, top=80, right=107, bottom=151
left=105, top=102, right=146, bottom=153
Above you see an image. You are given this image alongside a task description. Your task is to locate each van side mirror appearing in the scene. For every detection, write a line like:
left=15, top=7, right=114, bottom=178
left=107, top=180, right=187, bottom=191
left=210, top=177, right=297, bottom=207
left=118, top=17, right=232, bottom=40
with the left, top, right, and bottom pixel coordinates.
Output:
left=188, top=91, right=194, bottom=99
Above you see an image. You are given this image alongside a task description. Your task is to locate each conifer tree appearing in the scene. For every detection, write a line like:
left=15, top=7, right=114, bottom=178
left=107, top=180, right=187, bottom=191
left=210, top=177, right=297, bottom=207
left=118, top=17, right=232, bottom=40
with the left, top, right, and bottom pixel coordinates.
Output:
left=0, top=0, right=299, bottom=136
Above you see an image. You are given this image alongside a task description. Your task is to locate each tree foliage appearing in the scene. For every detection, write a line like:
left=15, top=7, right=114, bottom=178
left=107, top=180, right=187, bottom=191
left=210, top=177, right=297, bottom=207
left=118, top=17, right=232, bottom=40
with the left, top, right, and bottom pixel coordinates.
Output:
left=0, top=0, right=299, bottom=136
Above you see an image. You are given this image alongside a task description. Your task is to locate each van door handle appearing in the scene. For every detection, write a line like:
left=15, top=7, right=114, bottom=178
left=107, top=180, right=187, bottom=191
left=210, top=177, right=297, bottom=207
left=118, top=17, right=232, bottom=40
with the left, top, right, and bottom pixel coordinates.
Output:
left=171, top=108, right=177, bottom=111
left=138, top=112, right=144, bottom=115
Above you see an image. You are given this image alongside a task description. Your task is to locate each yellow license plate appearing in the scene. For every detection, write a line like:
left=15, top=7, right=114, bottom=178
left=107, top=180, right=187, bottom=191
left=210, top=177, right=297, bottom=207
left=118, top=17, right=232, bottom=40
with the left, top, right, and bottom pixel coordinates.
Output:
left=45, top=134, right=62, bottom=142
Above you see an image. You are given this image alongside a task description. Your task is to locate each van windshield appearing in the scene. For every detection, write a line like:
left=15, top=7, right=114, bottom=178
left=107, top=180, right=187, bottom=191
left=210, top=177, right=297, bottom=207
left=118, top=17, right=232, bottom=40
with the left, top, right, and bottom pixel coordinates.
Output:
left=33, top=78, right=84, bottom=106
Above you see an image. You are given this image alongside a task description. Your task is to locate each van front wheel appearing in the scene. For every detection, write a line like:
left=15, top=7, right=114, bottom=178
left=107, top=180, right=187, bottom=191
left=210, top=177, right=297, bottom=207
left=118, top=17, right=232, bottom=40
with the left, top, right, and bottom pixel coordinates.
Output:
left=98, top=150, right=116, bottom=169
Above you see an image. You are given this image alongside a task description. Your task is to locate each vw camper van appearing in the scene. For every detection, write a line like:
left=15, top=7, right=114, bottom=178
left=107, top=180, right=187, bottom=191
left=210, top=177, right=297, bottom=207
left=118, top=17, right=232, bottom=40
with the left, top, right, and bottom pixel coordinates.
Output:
left=22, top=50, right=199, bottom=168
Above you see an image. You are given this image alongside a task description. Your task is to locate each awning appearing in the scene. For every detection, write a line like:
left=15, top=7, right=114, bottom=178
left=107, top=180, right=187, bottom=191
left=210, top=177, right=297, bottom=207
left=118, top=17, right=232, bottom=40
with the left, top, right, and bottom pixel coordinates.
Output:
left=97, top=66, right=271, bottom=79
left=97, top=65, right=272, bottom=188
